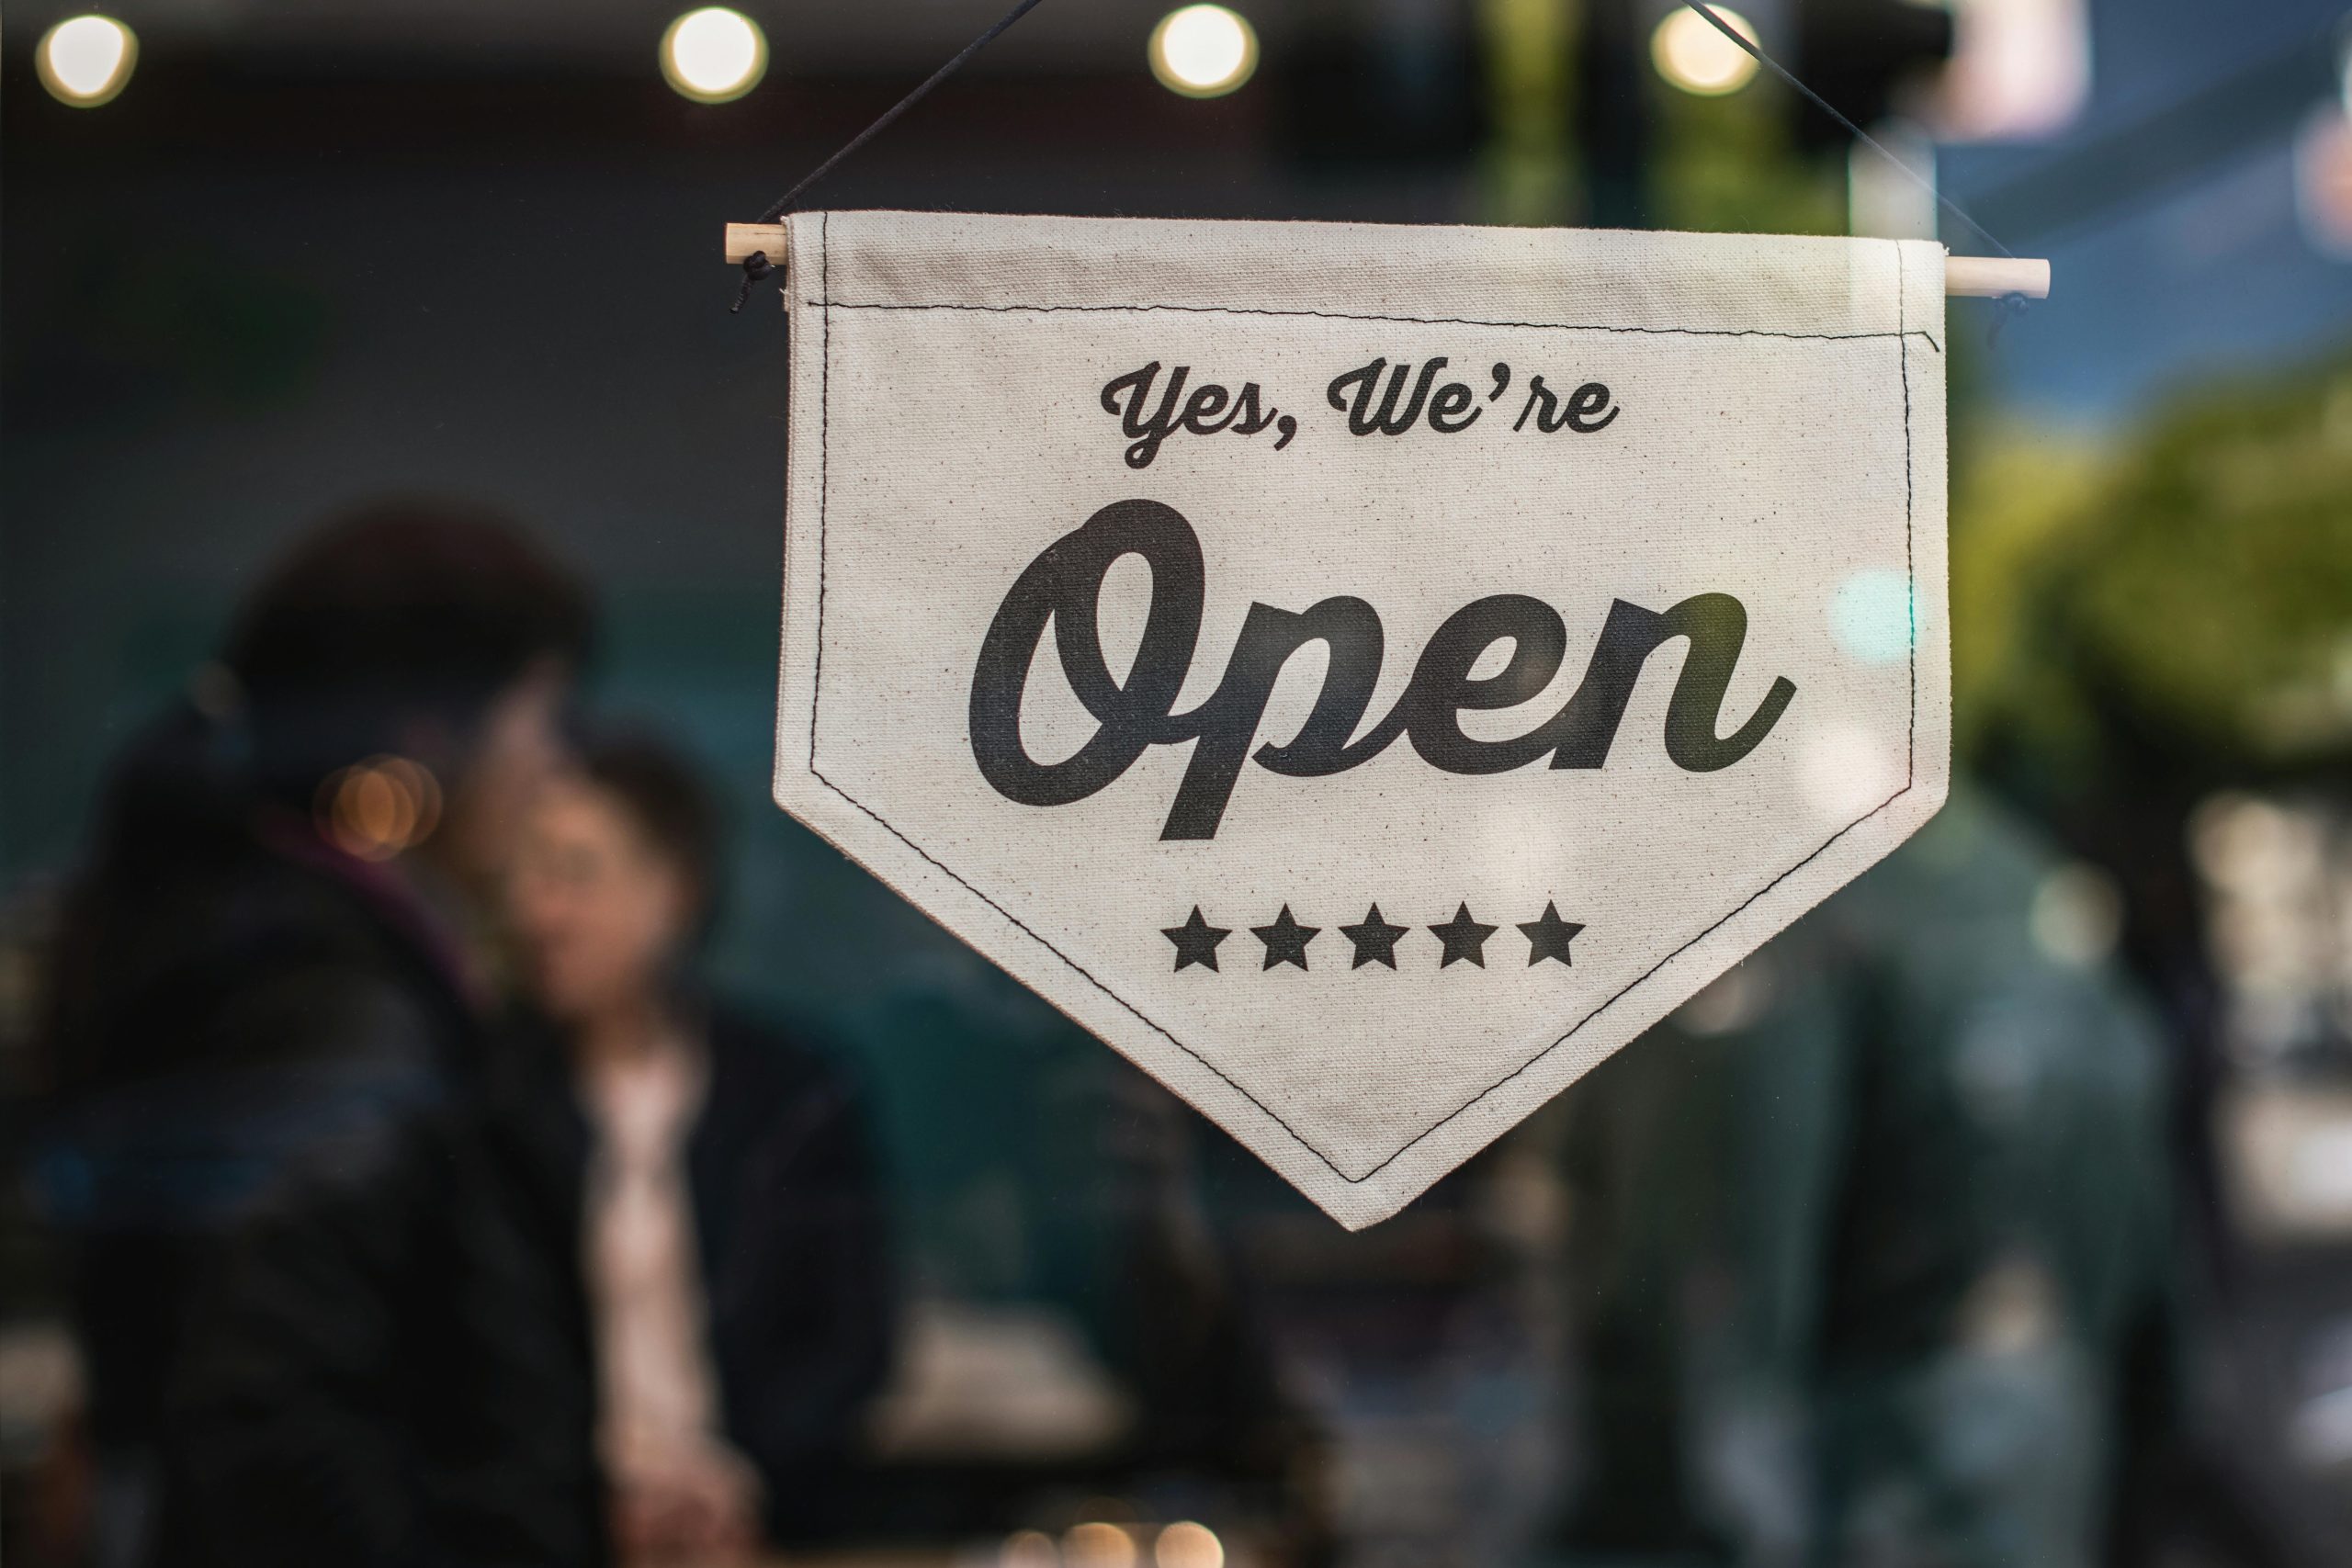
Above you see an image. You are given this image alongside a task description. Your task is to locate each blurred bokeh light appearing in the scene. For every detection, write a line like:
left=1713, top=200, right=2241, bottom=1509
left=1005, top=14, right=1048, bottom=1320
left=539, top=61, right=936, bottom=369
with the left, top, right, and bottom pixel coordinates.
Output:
left=1650, top=6, right=1758, bottom=97
left=36, top=15, right=137, bottom=107
left=661, top=6, right=767, bottom=104
left=1149, top=5, right=1258, bottom=98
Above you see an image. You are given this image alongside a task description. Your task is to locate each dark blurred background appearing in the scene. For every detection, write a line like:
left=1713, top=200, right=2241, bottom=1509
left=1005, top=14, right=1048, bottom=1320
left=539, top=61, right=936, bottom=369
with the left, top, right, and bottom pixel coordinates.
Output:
left=6, top=1, right=2352, bottom=1564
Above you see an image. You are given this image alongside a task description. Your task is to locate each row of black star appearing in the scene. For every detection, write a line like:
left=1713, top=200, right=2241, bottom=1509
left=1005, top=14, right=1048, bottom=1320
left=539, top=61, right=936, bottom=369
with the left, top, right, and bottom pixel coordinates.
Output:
left=1163, top=902, right=1584, bottom=973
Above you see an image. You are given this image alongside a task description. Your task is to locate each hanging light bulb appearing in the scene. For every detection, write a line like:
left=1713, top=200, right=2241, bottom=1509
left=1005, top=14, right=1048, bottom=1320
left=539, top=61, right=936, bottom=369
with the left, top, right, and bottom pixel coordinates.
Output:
left=1149, top=5, right=1259, bottom=98
left=38, top=15, right=138, bottom=107
left=662, top=7, right=768, bottom=104
left=1651, top=7, right=1759, bottom=97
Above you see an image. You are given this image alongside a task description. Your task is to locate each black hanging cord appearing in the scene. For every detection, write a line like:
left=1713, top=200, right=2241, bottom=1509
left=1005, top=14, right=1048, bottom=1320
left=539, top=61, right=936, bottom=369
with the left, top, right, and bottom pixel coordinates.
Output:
left=1681, top=1, right=2018, bottom=264
left=731, top=0, right=1054, bottom=310
left=730, top=0, right=2029, bottom=330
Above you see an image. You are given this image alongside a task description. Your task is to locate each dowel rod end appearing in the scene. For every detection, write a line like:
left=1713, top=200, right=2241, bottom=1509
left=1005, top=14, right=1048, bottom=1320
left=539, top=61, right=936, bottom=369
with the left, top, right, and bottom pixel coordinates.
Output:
left=726, top=222, right=790, bottom=265
left=1946, top=255, right=2051, bottom=299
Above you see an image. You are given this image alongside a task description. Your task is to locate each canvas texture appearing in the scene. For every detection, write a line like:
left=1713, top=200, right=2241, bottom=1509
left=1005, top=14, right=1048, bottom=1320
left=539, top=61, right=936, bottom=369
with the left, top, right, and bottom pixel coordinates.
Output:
left=773, top=210, right=1950, bottom=1230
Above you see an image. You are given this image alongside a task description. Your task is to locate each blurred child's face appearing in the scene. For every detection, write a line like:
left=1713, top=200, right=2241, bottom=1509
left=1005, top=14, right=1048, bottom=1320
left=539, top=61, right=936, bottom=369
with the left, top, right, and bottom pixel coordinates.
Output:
left=509, top=775, right=694, bottom=1024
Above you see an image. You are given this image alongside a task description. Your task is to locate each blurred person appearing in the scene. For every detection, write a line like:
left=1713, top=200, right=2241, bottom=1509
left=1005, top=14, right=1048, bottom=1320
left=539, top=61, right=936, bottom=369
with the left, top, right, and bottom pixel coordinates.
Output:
left=506, top=735, right=895, bottom=1559
left=30, top=500, right=592, bottom=1566
left=164, top=733, right=893, bottom=1567
left=1540, top=787, right=2183, bottom=1568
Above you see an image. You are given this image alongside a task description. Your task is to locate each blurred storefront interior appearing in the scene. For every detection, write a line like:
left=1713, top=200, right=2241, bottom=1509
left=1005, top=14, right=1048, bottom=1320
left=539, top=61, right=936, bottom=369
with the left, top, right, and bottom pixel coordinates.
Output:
left=6, top=1, right=2352, bottom=1564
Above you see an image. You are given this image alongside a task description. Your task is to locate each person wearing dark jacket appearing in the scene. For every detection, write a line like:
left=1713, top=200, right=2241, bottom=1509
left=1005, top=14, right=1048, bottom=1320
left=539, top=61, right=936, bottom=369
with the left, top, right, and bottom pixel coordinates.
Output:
left=165, top=734, right=894, bottom=1567
left=33, top=500, right=593, bottom=1567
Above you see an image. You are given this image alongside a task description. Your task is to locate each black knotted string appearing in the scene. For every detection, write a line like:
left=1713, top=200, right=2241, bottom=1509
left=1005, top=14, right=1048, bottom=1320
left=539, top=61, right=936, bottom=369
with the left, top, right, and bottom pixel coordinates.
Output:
left=729, top=248, right=777, bottom=314
left=1989, top=290, right=2032, bottom=345
left=730, top=0, right=1053, bottom=312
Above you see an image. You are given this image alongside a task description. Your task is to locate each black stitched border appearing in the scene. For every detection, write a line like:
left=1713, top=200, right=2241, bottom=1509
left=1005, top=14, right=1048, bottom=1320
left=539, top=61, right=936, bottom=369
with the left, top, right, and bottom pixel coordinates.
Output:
left=1902, top=247, right=1917, bottom=773
left=798, top=234, right=1923, bottom=1187
left=808, top=214, right=831, bottom=770
left=814, top=296, right=1944, bottom=354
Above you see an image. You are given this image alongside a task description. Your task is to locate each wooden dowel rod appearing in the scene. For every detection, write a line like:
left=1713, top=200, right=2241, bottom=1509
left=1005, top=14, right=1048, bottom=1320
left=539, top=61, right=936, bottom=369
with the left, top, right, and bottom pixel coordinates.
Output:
left=725, top=223, right=2049, bottom=299
left=727, top=222, right=789, bottom=265
left=1945, top=255, right=2051, bottom=299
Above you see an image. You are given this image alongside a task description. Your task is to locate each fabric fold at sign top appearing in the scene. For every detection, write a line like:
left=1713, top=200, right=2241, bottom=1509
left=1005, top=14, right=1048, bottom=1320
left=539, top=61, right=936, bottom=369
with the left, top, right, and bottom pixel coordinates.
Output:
left=772, top=211, right=1951, bottom=1230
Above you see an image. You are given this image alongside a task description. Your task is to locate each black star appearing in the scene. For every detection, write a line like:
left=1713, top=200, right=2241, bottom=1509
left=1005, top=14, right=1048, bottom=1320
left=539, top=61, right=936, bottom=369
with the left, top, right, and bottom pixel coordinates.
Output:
left=1518, top=901, right=1585, bottom=966
left=1338, top=904, right=1409, bottom=969
left=1430, top=903, right=1498, bottom=968
left=1251, top=905, right=1320, bottom=970
left=1162, top=906, right=1229, bottom=972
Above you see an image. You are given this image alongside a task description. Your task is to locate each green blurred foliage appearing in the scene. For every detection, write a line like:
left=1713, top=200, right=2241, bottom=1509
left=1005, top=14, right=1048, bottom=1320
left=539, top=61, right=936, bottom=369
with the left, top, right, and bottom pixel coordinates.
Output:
left=1956, top=350, right=2352, bottom=783
left=1649, top=73, right=1845, bottom=237
left=1950, top=428, right=2109, bottom=763
left=1478, top=0, right=1581, bottom=226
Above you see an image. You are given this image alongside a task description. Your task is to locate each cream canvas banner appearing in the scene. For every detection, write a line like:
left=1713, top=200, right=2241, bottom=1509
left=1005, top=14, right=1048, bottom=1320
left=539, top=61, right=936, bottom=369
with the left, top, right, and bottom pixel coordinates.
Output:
left=773, top=211, right=1949, bottom=1230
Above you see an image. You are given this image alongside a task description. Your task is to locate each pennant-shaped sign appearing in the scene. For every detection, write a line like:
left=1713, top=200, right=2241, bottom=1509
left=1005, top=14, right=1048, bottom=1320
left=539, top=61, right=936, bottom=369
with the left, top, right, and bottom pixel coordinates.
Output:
left=773, top=211, right=1949, bottom=1228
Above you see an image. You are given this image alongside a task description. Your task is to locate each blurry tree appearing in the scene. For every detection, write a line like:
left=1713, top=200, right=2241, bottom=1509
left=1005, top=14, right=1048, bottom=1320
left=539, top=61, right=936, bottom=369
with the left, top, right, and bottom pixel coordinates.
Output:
left=1949, top=426, right=2109, bottom=766
left=1649, top=73, right=1844, bottom=236
left=2070, top=355, right=2352, bottom=766
left=1478, top=0, right=1581, bottom=226
left=1962, top=350, right=2352, bottom=785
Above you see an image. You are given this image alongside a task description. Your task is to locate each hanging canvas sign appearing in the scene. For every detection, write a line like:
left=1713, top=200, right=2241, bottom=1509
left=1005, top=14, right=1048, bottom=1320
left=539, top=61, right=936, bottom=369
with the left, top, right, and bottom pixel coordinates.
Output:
left=771, top=210, right=1949, bottom=1229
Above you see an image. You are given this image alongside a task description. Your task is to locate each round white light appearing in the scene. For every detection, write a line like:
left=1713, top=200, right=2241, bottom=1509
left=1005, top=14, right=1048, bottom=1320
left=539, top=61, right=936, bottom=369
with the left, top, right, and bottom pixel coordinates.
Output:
left=1651, top=6, right=1759, bottom=97
left=1155, top=1521, right=1225, bottom=1568
left=662, top=7, right=767, bottom=104
left=1150, top=5, right=1258, bottom=98
left=38, top=15, right=137, bottom=107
